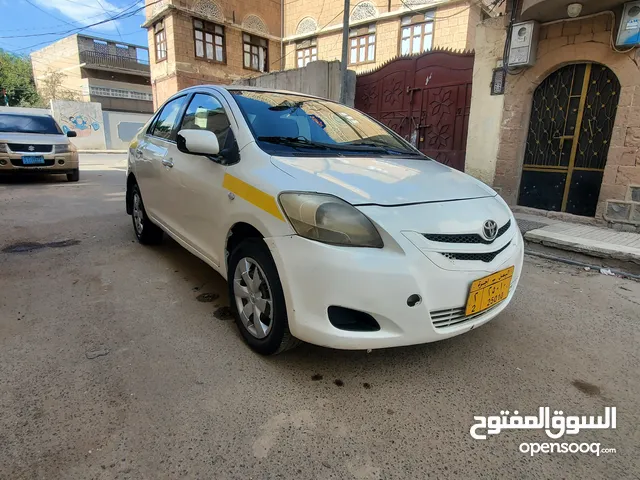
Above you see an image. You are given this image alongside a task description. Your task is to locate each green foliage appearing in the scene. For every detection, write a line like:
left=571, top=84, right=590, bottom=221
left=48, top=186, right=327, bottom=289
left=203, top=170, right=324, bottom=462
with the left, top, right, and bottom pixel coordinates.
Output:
left=0, top=49, right=42, bottom=107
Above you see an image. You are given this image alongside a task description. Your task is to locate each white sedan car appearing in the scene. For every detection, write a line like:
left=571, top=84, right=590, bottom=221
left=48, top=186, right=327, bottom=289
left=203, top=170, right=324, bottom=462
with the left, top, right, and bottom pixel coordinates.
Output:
left=126, top=86, right=523, bottom=355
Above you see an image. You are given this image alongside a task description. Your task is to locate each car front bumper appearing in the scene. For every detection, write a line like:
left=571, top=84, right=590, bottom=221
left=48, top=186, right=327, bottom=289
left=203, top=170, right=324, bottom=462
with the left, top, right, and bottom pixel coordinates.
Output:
left=0, top=152, right=78, bottom=174
left=266, top=228, right=524, bottom=350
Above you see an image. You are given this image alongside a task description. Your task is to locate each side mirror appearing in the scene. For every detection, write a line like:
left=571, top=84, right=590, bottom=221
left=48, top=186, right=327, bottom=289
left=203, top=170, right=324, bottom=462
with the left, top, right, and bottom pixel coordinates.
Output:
left=66, top=131, right=77, bottom=138
left=176, top=129, right=220, bottom=156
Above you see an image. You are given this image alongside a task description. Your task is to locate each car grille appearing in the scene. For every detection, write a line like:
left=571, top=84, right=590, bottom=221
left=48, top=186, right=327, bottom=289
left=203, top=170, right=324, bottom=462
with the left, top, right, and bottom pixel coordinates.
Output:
left=440, top=242, right=510, bottom=263
left=430, top=304, right=501, bottom=329
left=10, top=159, right=55, bottom=167
left=424, top=220, right=511, bottom=244
left=7, top=143, right=53, bottom=153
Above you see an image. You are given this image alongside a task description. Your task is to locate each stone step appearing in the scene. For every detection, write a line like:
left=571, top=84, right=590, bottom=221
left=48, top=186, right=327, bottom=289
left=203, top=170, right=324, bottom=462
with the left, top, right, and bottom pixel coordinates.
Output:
left=604, top=200, right=640, bottom=232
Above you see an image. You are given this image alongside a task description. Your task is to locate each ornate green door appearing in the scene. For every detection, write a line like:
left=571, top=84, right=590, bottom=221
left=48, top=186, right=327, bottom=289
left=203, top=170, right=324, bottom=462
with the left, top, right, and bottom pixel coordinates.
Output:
left=518, top=63, right=620, bottom=216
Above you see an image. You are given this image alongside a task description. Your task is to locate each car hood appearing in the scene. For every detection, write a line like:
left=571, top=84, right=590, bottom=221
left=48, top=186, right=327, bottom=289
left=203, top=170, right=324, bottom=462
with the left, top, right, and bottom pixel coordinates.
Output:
left=270, top=155, right=496, bottom=205
left=0, top=132, right=69, bottom=144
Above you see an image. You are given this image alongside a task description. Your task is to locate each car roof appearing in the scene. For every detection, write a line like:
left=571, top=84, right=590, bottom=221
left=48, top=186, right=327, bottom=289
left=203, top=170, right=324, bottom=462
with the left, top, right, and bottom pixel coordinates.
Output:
left=182, top=85, right=329, bottom=102
left=0, top=111, right=54, bottom=118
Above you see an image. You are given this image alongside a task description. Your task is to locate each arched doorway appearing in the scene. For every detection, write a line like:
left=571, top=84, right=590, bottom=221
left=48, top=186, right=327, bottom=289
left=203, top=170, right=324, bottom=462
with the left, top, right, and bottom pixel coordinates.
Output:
left=518, top=63, right=620, bottom=217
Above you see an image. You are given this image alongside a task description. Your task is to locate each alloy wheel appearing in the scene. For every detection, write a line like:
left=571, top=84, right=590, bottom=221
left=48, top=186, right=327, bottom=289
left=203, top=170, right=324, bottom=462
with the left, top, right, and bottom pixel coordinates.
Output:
left=233, top=257, right=273, bottom=339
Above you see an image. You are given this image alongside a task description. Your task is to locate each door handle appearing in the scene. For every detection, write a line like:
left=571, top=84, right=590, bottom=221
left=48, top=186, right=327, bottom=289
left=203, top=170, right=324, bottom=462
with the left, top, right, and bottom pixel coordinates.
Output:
left=162, top=158, right=174, bottom=168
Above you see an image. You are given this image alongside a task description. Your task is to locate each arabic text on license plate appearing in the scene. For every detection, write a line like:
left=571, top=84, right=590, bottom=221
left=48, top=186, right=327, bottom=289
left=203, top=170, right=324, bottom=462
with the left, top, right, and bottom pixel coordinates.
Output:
left=465, top=266, right=514, bottom=316
left=22, top=156, right=45, bottom=165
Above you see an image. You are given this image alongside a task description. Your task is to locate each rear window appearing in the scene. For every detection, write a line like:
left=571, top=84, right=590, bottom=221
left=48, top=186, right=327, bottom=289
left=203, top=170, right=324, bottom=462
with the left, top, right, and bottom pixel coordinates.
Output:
left=0, top=114, right=63, bottom=134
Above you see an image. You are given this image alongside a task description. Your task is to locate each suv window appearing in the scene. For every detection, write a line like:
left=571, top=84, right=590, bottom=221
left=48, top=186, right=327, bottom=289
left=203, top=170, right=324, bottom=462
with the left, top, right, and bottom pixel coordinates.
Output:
left=180, top=93, right=232, bottom=149
left=151, top=96, right=187, bottom=140
left=0, top=114, right=62, bottom=134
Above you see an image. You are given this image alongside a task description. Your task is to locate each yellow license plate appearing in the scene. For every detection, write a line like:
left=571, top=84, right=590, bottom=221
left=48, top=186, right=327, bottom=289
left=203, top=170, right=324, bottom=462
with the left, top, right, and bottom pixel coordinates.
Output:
left=465, top=266, right=514, bottom=316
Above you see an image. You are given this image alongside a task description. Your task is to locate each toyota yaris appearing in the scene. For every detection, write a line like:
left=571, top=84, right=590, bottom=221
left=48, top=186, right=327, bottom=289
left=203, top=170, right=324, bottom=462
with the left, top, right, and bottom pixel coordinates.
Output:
left=126, top=86, right=523, bottom=355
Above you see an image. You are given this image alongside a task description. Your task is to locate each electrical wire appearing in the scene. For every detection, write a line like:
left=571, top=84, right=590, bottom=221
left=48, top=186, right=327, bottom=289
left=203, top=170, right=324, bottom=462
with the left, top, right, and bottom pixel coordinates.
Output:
left=0, top=0, right=162, bottom=40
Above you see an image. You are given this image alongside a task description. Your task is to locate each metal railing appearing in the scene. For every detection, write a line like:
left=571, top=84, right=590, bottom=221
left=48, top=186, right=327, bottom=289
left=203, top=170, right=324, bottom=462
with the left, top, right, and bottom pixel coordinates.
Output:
left=79, top=50, right=150, bottom=74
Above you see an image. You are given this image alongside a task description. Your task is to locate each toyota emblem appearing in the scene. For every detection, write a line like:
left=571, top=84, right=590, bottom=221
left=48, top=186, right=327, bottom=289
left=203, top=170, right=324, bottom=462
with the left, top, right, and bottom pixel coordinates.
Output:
left=28, top=145, right=35, bottom=152
left=482, top=220, right=498, bottom=241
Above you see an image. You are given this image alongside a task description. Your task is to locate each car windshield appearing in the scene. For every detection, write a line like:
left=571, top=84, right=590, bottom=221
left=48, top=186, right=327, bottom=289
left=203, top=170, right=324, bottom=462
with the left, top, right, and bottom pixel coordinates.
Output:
left=0, top=114, right=63, bottom=134
left=230, top=90, right=424, bottom=157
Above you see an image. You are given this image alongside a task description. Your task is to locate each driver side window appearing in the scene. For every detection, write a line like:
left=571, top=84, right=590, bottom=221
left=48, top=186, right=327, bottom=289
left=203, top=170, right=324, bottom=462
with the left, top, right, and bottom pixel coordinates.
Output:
left=181, top=93, right=232, bottom=149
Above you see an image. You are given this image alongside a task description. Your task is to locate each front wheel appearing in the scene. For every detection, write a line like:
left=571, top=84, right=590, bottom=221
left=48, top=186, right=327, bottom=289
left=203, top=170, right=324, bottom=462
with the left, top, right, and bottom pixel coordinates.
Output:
left=228, top=239, right=300, bottom=355
left=131, top=183, right=163, bottom=244
left=66, top=169, right=79, bottom=182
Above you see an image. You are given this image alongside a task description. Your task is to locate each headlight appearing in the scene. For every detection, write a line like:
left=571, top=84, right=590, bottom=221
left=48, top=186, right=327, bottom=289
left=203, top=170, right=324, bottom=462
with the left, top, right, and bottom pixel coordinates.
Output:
left=279, top=192, right=383, bottom=248
left=54, top=144, right=74, bottom=154
left=0, top=143, right=7, bottom=153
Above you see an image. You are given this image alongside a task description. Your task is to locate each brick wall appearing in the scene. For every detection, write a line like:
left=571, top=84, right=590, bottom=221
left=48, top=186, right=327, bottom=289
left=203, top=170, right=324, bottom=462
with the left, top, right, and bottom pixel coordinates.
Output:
left=147, top=0, right=284, bottom=106
left=491, top=13, right=640, bottom=218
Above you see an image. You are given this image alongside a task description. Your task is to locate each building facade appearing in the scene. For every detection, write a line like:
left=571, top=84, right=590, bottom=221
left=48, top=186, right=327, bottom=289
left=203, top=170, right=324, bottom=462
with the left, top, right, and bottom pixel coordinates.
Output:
left=30, top=35, right=153, bottom=114
left=142, top=0, right=282, bottom=108
left=143, top=0, right=488, bottom=106
left=283, top=0, right=484, bottom=74
left=465, top=0, right=640, bottom=223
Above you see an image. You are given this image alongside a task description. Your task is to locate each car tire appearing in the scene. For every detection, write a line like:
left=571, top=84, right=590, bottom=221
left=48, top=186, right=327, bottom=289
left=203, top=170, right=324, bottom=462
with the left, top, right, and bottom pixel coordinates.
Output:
left=228, top=239, right=300, bottom=355
left=131, top=183, right=163, bottom=245
left=66, top=169, right=79, bottom=182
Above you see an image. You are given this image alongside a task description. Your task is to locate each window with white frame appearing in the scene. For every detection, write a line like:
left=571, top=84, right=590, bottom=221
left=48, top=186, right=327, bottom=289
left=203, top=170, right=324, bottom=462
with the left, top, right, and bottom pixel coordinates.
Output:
left=349, top=24, right=376, bottom=65
left=154, top=21, right=167, bottom=62
left=400, top=11, right=434, bottom=56
left=90, top=86, right=153, bottom=101
left=296, top=38, right=317, bottom=68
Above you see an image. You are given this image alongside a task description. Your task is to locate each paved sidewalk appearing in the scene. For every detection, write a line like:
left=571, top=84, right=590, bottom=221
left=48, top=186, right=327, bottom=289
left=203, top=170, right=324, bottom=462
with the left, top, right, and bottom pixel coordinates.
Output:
left=517, top=214, right=640, bottom=264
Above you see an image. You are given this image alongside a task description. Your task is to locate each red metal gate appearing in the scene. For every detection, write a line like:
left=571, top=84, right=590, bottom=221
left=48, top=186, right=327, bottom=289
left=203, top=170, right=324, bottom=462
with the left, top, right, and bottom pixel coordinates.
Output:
left=355, top=50, right=474, bottom=171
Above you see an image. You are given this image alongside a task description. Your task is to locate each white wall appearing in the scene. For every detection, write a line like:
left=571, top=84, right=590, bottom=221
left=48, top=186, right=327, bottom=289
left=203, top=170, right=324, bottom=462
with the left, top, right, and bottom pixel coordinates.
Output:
left=50, top=100, right=107, bottom=150
left=102, top=110, right=151, bottom=150
left=464, top=17, right=507, bottom=185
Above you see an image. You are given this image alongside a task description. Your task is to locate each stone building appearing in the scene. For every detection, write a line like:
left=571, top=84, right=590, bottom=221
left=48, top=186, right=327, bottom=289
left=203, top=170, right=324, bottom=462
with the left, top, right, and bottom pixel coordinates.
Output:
left=143, top=0, right=489, bottom=106
left=30, top=35, right=153, bottom=114
left=465, top=0, right=640, bottom=224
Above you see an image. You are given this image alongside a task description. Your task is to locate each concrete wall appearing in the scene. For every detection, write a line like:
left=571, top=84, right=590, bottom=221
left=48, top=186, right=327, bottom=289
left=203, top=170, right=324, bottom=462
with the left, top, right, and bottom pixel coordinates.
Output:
left=102, top=111, right=151, bottom=150
left=465, top=16, right=507, bottom=185
left=233, top=60, right=356, bottom=106
left=51, top=100, right=107, bottom=150
left=30, top=35, right=87, bottom=101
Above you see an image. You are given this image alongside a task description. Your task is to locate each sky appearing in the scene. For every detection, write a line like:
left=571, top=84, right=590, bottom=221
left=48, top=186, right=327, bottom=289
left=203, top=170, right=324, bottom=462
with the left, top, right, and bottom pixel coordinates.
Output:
left=0, top=0, right=149, bottom=60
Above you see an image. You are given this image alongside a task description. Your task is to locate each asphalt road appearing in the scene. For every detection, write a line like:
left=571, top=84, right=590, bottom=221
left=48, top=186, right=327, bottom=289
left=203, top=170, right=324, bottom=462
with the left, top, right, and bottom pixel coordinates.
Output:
left=1, top=154, right=639, bottom=479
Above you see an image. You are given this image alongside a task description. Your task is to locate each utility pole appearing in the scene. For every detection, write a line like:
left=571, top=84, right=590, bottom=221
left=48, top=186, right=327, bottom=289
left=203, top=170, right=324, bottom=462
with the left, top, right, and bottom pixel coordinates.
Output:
left=339, top=0, right=350, bottom=105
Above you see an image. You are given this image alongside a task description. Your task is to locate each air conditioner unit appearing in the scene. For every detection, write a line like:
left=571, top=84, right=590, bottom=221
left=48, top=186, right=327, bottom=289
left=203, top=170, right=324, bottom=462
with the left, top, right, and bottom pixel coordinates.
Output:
left=616, top=1, right=640, bottom=47
left=507, top=21, right=540, bottom=68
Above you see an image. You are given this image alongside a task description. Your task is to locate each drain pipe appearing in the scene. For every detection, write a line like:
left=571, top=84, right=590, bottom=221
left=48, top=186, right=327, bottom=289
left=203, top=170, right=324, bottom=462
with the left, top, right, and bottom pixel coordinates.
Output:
left=281, top=0, right=284, bottom=70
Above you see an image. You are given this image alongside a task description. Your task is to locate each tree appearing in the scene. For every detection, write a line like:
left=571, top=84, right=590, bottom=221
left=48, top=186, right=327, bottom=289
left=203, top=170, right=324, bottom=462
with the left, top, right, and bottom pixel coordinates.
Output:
left=0, top=49, right=41, bottom=107
left=38, top=69, right=81, bottom=105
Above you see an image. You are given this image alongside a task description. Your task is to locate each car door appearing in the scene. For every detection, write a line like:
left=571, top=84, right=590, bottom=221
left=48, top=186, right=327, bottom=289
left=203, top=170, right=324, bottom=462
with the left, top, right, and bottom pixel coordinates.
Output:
left=138, top=95, right=189, bottom=227
left=167, top=92, right=236, bottom=267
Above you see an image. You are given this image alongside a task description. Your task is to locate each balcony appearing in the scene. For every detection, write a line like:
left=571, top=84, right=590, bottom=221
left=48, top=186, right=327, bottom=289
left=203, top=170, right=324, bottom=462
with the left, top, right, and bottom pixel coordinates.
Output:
left=520, top=0, right=626, bottom=22
left=79, top=50, right=150, bottom=77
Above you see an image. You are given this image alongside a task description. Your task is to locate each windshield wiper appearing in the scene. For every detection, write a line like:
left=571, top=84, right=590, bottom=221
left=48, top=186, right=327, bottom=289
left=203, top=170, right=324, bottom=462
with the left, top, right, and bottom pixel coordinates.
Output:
left=257, top=136, right=329, bottom=150
left=348, top=141, right=422, bottom=156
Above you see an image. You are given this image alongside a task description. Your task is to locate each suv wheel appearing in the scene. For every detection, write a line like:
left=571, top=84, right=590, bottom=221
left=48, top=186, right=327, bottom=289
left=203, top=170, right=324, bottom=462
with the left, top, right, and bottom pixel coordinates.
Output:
left=131, top=183, right=163, bottom=244
left=228, top=239, right=300, bottom=355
